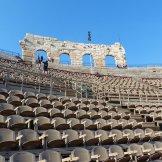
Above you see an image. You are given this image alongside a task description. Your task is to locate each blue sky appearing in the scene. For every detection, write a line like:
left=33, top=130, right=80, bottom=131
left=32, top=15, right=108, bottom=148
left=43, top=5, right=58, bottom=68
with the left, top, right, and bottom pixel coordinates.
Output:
left=0, top=0, right=162, bottom=66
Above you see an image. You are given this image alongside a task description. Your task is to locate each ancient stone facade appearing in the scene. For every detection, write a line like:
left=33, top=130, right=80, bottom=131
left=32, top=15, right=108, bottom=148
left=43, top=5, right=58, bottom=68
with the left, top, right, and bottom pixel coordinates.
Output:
left=19, top=33, right=127, bottom=68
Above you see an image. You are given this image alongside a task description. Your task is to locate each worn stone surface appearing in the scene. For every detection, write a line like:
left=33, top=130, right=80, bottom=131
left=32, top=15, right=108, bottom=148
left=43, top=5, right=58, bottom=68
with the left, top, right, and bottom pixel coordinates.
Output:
left=19, top=33, right=127, bottom=68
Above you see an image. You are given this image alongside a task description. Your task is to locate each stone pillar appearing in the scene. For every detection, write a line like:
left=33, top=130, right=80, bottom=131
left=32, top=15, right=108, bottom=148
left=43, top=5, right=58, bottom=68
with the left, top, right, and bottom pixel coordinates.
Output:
left=95, top=57, right=104, bottom=67
left=22, top=49, right=35, bottom=63
left=70, top=51, right=82, bottom=67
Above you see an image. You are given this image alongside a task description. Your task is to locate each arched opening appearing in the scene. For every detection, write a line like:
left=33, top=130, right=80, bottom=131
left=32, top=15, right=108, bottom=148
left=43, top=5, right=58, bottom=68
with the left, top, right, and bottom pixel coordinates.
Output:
left=105, top=55, right=116, bottom=67
left=82, top=53, right=94, bottom=67
left=59, top=53, right=71, bottom=65
left=35, top=50, right=48, bottom=62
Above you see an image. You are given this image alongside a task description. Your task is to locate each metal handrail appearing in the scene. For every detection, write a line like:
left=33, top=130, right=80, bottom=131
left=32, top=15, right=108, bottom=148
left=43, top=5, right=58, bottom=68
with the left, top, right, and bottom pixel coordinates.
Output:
left=0, top=48, right=21, bottom=57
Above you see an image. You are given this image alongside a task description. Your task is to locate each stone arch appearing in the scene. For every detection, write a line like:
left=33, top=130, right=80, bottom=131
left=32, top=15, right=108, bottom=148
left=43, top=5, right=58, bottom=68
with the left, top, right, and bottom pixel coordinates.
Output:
left=82, top=53, right=94, bottom=67
left=35, top=49, right=48, bottom=62
left=105, top=55, right=116, bottom=67
left=55, top=49, right=74, bottom=65
left=59, top=53, right=71, bottom=65
left=102, top=43, right=127, bottom=68
left=110, top=43, right=127, bottom=68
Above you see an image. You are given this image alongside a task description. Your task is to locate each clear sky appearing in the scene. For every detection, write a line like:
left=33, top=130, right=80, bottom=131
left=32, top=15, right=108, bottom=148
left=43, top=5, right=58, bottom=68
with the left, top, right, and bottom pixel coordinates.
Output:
left=0, top=0, right=162, bottom=66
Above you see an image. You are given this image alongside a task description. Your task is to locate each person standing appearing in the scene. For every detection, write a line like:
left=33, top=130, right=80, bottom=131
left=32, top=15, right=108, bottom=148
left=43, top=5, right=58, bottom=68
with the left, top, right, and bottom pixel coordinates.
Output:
left=38, top=56, right=41, bottom=69
left=41, top=56, right=43, bottom=62
left=43, top=60, right=48, bottom=74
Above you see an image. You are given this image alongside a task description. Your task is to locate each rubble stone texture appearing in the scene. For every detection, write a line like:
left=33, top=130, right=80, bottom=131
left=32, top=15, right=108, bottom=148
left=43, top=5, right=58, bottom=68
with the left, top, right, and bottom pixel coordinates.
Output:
left=20, top=33, right=127, bottom=68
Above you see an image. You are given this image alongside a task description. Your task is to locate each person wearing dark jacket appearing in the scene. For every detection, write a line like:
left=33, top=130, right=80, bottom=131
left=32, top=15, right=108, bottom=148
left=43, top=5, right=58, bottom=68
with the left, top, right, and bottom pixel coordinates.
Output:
left=43, top=60, right=48, bottom=74
left=41, top=56, right=43, bottom=62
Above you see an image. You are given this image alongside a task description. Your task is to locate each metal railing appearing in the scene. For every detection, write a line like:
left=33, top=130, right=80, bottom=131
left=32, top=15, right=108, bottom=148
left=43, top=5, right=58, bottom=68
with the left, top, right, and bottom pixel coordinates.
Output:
left=0, top=48, right=21, bottom=57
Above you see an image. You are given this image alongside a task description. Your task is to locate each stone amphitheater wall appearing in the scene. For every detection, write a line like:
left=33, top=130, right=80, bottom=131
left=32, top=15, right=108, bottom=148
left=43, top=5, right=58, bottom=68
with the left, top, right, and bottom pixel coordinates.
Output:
left=20, top=33, right=127, bottom=68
